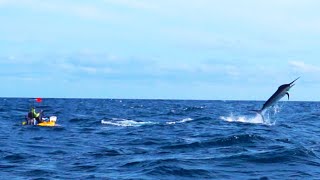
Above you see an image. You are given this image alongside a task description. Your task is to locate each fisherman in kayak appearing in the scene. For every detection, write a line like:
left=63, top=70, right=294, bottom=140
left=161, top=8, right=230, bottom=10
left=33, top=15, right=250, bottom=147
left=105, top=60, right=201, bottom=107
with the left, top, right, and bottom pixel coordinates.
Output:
left=26, top=107, right=44, bottom=125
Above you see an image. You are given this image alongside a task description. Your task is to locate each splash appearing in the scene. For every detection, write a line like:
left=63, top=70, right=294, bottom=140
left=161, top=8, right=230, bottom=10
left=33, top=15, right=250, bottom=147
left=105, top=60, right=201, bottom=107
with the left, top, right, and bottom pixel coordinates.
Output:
left=166, top=118, right=194, bottom=125
left=272, top=104, right=282, bottom=114
left=220, top=102, right=285, bottom=126
left=101, top=118, right=156, bottom=127
left=220, top=114, right=275, bottom=126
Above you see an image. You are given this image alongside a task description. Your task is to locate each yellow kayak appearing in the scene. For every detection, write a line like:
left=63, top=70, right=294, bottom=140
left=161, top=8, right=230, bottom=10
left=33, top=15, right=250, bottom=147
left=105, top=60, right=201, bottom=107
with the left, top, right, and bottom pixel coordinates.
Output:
left=22, top=116, right=58, bottom=127
left=37, top=121, right=56, bottom=127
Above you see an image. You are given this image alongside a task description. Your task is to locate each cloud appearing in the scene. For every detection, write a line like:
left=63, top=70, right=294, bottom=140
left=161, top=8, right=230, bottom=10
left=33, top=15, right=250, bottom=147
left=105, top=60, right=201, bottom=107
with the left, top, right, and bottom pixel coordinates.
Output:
left=153, top=61, right=241, bottom=79
left=53, top=61, right=115, bottom=75
left=2, top=52, right=242, bottom=84
left=0, top=0, right=123, bottom=21
left=103, top=0, right=157, bottom=10
left=2, top=76, right=51, bottom=82
left=289, top=61, right=320, bottom=73
left=0, top=0, right=10, bottom=5
left=3, top=0, right=320, bottom=35
left=159, top=27, right=240, bottom=50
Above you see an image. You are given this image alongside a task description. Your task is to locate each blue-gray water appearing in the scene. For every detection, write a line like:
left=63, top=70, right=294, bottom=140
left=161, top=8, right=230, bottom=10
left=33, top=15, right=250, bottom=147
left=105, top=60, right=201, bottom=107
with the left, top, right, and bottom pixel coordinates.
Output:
left=1, top=98, right=320, bottom=179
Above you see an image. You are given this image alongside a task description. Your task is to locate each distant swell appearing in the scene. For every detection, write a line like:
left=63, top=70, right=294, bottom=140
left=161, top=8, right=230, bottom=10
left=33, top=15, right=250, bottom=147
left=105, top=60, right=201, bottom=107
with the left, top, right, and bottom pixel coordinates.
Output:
left=219, top=146, right=318, bottom=164
left=183, top=106, right=206, bottom=112
left=161, top=134, right=266, bottom=150
left=122, top=158, right=211, bottom=178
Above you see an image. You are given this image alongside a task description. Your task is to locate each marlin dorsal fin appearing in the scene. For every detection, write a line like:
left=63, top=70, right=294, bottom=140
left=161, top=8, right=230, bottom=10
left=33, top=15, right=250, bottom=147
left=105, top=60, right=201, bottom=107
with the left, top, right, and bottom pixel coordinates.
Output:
left=286, top=92, right=290, bottom=100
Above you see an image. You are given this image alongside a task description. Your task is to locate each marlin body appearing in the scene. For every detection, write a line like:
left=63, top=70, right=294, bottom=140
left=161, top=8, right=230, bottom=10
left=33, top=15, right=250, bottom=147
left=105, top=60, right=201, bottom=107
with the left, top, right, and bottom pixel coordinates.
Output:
left=252, top=77, right=300, bottom=118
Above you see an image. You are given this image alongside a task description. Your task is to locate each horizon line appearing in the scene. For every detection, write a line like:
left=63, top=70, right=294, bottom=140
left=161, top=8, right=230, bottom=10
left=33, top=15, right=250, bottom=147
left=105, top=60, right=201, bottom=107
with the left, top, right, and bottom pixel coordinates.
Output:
left=0, top=96, right=319, bottom=102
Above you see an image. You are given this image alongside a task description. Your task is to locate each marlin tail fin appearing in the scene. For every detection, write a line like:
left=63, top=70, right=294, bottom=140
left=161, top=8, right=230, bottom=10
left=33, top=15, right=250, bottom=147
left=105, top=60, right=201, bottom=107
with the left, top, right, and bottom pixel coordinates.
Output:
left=250, top=110, right=265, bottom=122
left=250, top=109, right=262, bottom=114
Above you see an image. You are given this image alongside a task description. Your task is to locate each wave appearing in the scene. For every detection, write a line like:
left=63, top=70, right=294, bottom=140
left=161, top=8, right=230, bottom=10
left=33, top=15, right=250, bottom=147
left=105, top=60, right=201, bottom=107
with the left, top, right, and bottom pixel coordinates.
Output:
left=101, top=118, right=156, bottom=127
left=4, top=154, right=28, bottom=163
left=147, top=165, right=211, bottom=178
left=183, top=106, right=206, bottom=112
left=217, top=145, right=318, bottom=164
left=88, top=149, right=123, bottom=157
left=101, top=117, right=194, bottom=127
left=166, top=106, right=205, bottom=115
left=47, top=150, right=67, bottom=155
left=122, top=158, right=211, bottom=178
left=161, top=134, right=265, bottom=150
left=166, top=118, right=194, bottom=125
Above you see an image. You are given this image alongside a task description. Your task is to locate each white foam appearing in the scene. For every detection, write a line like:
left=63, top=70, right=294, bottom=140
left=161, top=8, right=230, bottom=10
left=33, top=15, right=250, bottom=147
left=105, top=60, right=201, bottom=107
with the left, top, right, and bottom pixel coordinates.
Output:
left=220, top=114, right=274, bottom=126
left=166, top=118, right=194, bottom=125
left=273, top=104, right=282, bottom=114
left=101, top=118, right=155, bottom=127
left=101, top=117, right=194, bottom=126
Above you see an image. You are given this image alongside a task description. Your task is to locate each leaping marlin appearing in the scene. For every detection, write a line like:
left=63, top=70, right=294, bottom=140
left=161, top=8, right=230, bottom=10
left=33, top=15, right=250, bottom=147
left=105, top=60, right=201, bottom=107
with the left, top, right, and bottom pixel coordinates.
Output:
left=251, top=77, right=300, bottom=119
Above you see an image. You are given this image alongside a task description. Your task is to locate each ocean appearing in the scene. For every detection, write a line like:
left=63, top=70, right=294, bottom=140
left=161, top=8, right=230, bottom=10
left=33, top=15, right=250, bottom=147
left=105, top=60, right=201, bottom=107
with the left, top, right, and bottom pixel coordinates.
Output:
left=0, top=98, right=319, bottom=179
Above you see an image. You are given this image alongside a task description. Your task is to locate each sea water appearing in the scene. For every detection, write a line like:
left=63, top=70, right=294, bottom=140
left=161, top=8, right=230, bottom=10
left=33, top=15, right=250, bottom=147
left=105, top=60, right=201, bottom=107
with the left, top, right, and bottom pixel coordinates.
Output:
left=0, top=98, right=319, bottom=179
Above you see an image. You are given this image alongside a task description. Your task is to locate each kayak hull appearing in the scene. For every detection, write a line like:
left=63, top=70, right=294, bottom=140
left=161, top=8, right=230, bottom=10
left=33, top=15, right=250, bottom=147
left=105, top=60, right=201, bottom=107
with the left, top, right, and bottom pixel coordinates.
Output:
left=22, top=116, right=58, bottom=127
left=37, top=121, right=56, bottom=127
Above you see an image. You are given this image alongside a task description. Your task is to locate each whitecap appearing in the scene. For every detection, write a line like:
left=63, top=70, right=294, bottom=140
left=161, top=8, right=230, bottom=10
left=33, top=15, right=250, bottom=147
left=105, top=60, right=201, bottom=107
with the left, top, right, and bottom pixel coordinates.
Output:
left=166, top=118, right=194, bottom=125
left=101, top=118, right=156, bottom=127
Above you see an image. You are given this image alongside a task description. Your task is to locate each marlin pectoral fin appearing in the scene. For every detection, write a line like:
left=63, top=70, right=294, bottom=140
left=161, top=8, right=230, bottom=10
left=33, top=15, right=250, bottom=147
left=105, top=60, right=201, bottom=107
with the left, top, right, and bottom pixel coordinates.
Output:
left=286, top=92, right=290, bottom=100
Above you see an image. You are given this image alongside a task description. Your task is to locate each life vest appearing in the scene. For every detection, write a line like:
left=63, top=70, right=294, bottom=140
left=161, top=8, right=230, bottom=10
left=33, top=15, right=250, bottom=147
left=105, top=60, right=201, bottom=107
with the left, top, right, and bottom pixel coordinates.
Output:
left=31, top=109, right=40, bottom=118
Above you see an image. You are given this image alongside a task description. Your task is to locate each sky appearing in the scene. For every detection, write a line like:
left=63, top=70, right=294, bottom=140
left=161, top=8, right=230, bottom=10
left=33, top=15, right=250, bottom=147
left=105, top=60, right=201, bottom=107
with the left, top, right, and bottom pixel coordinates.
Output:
left=0, top=0, right=320, bottom=100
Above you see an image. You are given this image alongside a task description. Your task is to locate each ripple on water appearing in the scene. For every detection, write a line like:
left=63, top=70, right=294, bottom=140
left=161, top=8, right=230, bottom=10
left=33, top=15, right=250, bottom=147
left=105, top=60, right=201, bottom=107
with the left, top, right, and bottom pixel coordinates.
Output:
left=147, top=165, right=212, bottom=178
left=161, top=134, right=266, bottom=150
left=1, top=99, right=320, bottom=179
left=24, top=169, right=53, bottom=177
left=4, top=153, right=30, bottom=163
left=122, top=158, right=212, bottom=179
left=88, top=148, right=124, bottom=158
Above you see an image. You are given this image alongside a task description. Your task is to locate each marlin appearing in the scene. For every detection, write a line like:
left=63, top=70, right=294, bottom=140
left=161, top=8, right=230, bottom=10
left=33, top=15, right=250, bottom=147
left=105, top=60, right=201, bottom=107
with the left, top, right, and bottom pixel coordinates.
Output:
left=251, top=77, right=300, bottom=118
